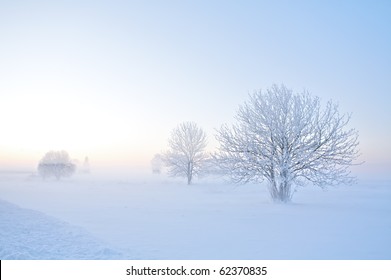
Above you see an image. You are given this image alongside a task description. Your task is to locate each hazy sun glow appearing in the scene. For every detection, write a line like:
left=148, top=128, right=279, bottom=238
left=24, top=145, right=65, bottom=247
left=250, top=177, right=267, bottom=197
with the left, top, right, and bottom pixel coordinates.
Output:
left=0, top=91, right=161, bottom=169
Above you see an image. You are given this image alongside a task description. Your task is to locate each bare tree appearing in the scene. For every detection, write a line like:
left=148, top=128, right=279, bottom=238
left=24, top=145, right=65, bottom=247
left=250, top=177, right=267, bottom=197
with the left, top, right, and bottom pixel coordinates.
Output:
left=163, top=122, right=208, bottom=185
left=82, top=156, right=90, bottom=174
left=38, top=150, right=76, bottom=180
left=214, top=84, right=361, bottom=202
left=151, top=153, right=164, bottom=174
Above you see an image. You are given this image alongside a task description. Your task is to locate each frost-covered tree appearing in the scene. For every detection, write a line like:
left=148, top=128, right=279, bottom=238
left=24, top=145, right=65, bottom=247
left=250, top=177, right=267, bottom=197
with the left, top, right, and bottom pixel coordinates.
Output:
left=163, top=122, right=208, bottom=185
left=151, top=153, right=164, bottom=174
left=214, top=84, right=360, bottom=203
left=38, top=150, right=76, bottom=180
left=82, top=156, right=90, bottom=174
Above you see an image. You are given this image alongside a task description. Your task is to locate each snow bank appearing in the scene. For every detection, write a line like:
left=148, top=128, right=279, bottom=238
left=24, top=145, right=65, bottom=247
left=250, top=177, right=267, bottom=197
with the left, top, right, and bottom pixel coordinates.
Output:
left=0, top=199, right=123, bottom=259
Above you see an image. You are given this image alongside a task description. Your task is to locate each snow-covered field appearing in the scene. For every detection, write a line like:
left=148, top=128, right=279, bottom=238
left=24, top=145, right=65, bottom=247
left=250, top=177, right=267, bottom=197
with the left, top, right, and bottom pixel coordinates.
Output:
left=0, top=172, right=390, bottom=260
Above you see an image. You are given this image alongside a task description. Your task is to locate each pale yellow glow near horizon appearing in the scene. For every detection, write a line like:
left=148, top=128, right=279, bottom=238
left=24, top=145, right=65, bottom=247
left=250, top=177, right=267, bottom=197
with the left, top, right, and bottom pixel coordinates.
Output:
left=0, top=90, right=389, bottom=178
left=0, top=90, right=167, bottom=170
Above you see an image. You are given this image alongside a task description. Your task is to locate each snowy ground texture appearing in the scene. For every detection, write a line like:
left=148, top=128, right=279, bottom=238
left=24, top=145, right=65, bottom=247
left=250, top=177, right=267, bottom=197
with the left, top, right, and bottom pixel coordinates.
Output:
left=0, top=172, right=390, bottom=260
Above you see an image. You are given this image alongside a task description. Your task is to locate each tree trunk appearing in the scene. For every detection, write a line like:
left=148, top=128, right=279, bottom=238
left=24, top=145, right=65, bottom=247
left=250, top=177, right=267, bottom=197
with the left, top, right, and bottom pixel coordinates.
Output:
left=268, top=176, right=292, bottom=203
left=278, top=181, right=291, bottom=203
left=187, top=161, right=192, bottom=185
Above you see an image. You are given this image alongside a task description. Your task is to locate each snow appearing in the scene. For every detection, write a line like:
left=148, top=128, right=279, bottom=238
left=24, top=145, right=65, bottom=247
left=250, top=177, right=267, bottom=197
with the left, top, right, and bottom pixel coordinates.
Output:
left=0, top=172, right=390, bottom=260
left=0, top=199, right=122, bottom=259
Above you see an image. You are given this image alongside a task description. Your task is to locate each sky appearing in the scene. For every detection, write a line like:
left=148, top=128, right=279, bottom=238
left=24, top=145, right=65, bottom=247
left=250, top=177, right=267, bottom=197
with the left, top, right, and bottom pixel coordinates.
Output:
left=0, top=0, right=390, bottom=177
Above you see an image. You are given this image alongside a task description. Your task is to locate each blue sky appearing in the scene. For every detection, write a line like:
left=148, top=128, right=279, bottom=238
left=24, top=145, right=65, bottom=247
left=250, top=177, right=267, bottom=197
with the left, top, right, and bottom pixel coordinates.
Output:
left=0, top=0, right=390, bottom=177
